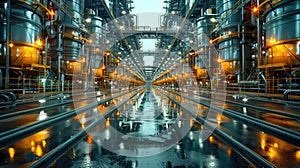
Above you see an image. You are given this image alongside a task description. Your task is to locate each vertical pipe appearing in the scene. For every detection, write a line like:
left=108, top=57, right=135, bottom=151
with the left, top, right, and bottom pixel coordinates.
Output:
left=256, top=0, right=265, bottom=92
left=241, top=1, right=245, bottom=81
left=237, top=24, right=241, bottom=83
left=5, top=0, right=10, bottom=90
left=45, top=36, right=48, bottom=65
left=241, top=24, right=245, bottom=81
left=57, top=25, right=62, bottom=92
left=257, top=0, right=262, bottom=67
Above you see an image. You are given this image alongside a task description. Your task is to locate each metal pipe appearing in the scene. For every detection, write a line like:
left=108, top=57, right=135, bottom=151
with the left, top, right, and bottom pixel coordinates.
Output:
left=257, top=0, right=262, bottom=67
left=57, top=25, right=62, bottom=92
left=241, top=0, right=246, bottom=81
left=157, top=88, right=275, bottom=168
left=5, top=0, right=10, bottom=90
left=29, top=89, right=142, bottom=168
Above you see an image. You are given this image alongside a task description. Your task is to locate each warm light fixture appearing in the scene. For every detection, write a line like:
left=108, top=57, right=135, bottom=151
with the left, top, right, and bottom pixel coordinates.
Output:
left=9, top=43, right=14, bottom=48
left=85, top=18, right=92, bottom=23
left=217, top=58, right=222, bottom=63
left=253, top=7, right=259, bottom=13
left=210, top=17, right=216, bottom=23
left=49, top=9, right=55, bottom=16
left=270, top=37, right=276, bottom=44
left=35, top=39, right=43, bottom=46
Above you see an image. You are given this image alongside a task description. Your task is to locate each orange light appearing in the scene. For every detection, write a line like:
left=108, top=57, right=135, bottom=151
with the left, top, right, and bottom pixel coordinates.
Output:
left=105, top=51, right=111, bottom=56
left=9, top=43, right=14, bottom=48
left=270, top=38, right=276, bottom=44
left=261, top=139, right=266, bottom=150
left=49, top=9, right=55, bottom=16
left=253, top=7, right=259, bottom=13
left=35, top=39, right=43, bottom=46
left=87, top=136, right=93, bottom=144
left=106, top=120, right=110, bottom=127
left=190, top=119, right=194, bottom=127
left=209, top=40, right=213, bottom=44
left=227, top=148, right=232, bottom=156
left=296, top=150, right=300, bottom=159
left=209, top=136, right=213, bottom=143
left=217, top=58, right=222, bottom=63
left=42, top=140, right=47, bottom=148
left=36, top=145, right=43, bottom=157
left=8, top=147, right=15, bottom=159
left=102, top=66, right=106, bottom=69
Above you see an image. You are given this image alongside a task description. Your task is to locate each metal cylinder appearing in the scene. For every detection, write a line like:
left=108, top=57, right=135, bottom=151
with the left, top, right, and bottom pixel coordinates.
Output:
left=217, top=0, right=245, bottom=77
left=196, top=15, right=217, bottom=77
left=196, top=15, right=217, bottom=34
left=264, top=0, right=300, bottom=65
left=49, top=0, right=85, bottom=61
left=91, top=16, right=103, bottom=34
left=217, top=0, right=241, bottom=62
left=0, top=0, right=43, bottom=66
left=264, top=1, right=300, bottom=47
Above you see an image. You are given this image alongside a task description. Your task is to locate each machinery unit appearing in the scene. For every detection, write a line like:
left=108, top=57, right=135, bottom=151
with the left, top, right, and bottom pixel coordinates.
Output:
left=216, top=0, right=252, bottom=82
left=262, top=0, right=300, bottom=90
left=0, top=0, right=43, bottom=66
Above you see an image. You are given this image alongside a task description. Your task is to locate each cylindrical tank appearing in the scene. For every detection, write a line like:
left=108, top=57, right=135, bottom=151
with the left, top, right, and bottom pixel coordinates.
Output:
left=196, top=15, right=217, bottom=78
left=0, top=0, right=43, bottom=66
left=216, top=0, right=253, bottom=82
left=49, top=0, right=85, bottom=62
left=90, top=16, right=103, bottom=35
left=264, top=0, right=300, bottom=66
left=217, top=0, right=241, bottom=74
left=197, top=15, right=217, bottom=34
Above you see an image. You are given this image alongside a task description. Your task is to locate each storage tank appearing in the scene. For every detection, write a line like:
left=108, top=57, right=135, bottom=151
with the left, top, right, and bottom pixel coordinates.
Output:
left=196, top=15, right=217, bottom=78
left=0, top=0, right=43, bottom=66
left=49, top=0, right=85, bottom=62
left=217, top=0, right=241, bottom=76
left=264, top=0, right=300, bottom=66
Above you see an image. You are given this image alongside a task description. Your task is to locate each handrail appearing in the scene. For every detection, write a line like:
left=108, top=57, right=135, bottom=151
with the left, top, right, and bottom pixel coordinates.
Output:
left=283, top=89, right=300, bottom=100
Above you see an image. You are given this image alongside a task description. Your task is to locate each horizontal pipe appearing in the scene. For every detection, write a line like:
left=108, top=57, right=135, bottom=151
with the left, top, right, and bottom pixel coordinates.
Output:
left=29, top=88, right=143, bottom=168
left=0, top=88, right=142, bottom=149
left=155, top=87, right=275, bottom=168
left=167, top=88, right=300, bottom=143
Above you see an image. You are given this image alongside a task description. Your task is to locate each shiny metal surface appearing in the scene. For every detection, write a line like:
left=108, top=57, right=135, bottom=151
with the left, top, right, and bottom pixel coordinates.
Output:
left=91, top=16, right=103, bottom=34
left=0, top=1, right=42, bottom=66
left=264, top=0, right=300, bottom=66
left=264, top=0, right=300, bottom=46
left=217, top=0, right=241, bottom=65
left=50, top=0, right=85, bottom=61
left=196, top=15, right=217, bottom=34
